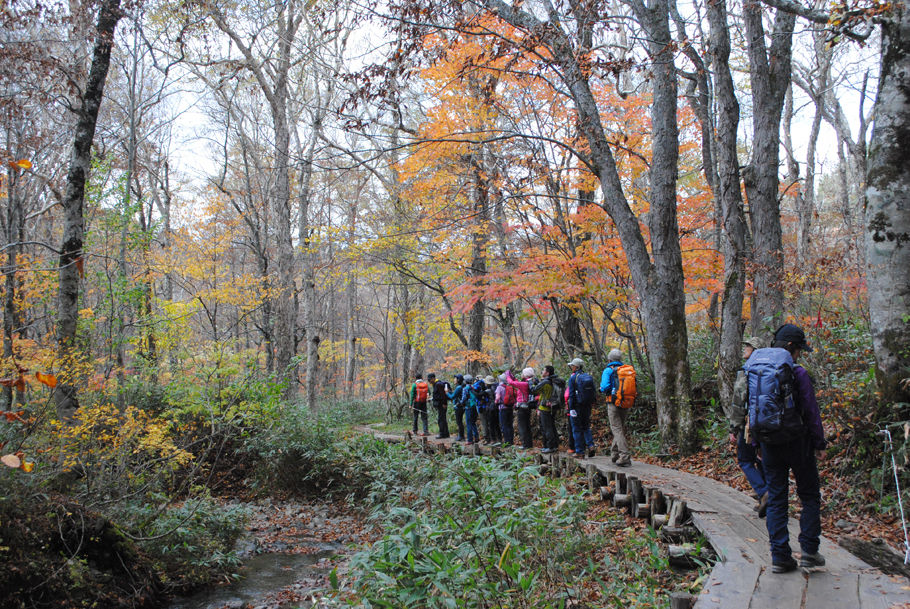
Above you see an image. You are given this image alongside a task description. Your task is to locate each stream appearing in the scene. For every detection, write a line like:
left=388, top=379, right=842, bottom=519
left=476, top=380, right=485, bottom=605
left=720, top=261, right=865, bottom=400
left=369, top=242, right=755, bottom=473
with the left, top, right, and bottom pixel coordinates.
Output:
left=167, top=543, right=341, bottom=609
left=165, top=499, right=370, bottom=609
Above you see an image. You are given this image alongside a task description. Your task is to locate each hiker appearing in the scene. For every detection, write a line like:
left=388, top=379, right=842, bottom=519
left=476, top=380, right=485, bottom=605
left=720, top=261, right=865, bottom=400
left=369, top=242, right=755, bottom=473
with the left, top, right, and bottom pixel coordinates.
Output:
left=506, top=368, right=535, bottom=449
left=496, top=374, right=516, bottom=446
left=474, top=376, right=491, bottom=443
left=429, top=373, right=451, bottom=439
left=483, top=376, right=502, bottom=445
left=530, top=365, right=562, bottom=453
left=410, top=374, right=430, bottom=436
left=447, top=374, right=466, bottom=442
left=567, top=358, right=596, bottom=459
left=564, top=372, right=576, bottom=454
left=464, top=375, right=482, bottom=445
left=600, top=349, right=633, bottom=467
left=726, top=336, right=768, bottom=516
left=747, top=324, right=827, bottom=574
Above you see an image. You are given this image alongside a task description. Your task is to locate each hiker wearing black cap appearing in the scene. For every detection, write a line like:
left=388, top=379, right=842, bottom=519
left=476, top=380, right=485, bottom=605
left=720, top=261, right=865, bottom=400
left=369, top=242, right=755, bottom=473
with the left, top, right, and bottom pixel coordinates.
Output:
left=429, top=373, right=450, bottom=439
left=447, top=374, right=467, bottom=442
left=745, top=323, right=827, bottom=574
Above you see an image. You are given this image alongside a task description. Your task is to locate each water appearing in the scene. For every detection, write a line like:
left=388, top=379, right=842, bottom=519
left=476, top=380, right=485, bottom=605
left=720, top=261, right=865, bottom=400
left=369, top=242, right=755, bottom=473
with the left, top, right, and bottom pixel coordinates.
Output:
left=167, top=544, right=340, bottom=609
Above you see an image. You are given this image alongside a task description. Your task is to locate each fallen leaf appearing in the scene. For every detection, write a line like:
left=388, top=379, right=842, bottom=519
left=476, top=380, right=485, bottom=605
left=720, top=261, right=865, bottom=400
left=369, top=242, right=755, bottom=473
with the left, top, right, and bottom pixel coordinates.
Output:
left=1, top=454, right=21, bottom=468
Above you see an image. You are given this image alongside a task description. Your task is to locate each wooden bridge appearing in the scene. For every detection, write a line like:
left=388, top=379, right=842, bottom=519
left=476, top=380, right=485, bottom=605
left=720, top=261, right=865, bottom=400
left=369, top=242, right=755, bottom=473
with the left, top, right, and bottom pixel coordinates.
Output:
left=376, top=429, right=910, bottom=609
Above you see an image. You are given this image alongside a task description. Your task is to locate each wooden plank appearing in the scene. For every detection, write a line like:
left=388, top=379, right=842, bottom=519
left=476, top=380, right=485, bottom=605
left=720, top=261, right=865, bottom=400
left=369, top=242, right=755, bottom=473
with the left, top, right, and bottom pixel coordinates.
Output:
left=749, top=565, right=807, bottom=609
left=858, top=572, right=910, bottom=609
left=693, top=560, right=760, bottom=609
left=805, top=571, right=860, bottom=609
left=691, top=512, right=765, bottom=564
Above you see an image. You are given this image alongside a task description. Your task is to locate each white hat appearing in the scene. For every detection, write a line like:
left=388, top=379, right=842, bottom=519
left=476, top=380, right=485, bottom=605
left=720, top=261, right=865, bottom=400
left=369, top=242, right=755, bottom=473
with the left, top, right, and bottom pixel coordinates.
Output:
left=568, top=358, right=584, bottom=368
left=522, top=367, right=535, bottom=379
left=608, top=348, right=622, bottom=362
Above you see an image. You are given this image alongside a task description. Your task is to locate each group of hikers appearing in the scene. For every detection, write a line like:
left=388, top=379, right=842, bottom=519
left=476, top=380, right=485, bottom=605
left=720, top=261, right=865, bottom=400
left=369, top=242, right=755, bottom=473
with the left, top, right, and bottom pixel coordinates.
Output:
left=409, top=349, right=637, bottom=465
left=409, top=323, right=827, bottom=575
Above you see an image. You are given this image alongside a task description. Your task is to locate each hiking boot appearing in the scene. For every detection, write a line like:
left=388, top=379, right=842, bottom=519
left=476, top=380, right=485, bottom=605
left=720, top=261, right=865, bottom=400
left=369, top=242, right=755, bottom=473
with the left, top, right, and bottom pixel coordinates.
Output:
left=799, top=552, right=825, bottom=570
left=540, top=448, right=553, bottom=454
left=771, top=557, right=798, bottom=574
left=567, top=449, right=575, bottom=455
left=616, top=458, right=631, bottom=467
left=757, top=492, right=769, bottom=519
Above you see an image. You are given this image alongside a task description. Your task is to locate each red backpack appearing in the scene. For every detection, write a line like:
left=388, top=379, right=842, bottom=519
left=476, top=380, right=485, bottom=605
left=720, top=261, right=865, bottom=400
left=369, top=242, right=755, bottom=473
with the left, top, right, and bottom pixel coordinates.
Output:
left=503, top=384, right=517, bottom=407
left=414, top=380, right=429, bottom=402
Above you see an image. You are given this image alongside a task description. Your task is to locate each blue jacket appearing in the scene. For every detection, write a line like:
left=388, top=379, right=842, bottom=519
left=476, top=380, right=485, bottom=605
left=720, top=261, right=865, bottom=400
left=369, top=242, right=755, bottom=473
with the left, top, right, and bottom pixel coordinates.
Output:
left=447, top=383, right=464, bottom=405
left=600, top=361, right=623, bottom=396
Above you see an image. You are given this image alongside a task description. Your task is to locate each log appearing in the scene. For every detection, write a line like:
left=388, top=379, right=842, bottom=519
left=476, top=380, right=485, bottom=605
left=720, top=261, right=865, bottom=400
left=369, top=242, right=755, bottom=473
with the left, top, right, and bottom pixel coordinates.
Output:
left=650, top=489, right=666, bottom=516
left=616, top=472, right=627, bottom=494
left=660, top=525, right=699, bottom=544
left=586, top=464, right=598, bottom=491
left=600, top=486, right=615, bottom=502
left=669, top=591, right=696, bottom=609
left=652, top=514, right=668, bottom=529
left=838, top=535, right=910, bottom=578
left=629, top=477, right=643, bottom=504
left=667, top=543, right=702, bottom=569
left=535, top=453, right=544, bottom=465
left=635, top=503, right=651, bottom=519
left=613, top=493, right=631, bottom=509
left=667, top=499, right=688, bottom=528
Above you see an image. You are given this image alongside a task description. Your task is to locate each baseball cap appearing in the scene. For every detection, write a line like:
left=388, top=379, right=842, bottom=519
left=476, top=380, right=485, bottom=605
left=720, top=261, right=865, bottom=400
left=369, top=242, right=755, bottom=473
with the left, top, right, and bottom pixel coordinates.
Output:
left=773, top=324, right=813, bottom=352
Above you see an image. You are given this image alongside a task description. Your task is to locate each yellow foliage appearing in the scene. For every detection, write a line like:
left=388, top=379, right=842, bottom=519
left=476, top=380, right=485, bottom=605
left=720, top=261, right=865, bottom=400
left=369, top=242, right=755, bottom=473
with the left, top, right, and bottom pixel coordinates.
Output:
left=52, top=403, right=193, bottom=472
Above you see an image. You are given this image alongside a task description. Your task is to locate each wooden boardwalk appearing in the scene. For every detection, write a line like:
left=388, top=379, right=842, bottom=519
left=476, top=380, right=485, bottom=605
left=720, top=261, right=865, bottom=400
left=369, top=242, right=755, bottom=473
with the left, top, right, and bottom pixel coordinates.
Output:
left=379, top=430, right=910, bottom=609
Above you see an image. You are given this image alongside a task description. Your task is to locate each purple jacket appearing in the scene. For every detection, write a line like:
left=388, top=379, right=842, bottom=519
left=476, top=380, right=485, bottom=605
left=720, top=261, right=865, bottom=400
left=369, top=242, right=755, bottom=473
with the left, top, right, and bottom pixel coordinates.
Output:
left=794, top=365, right=826, bottom=450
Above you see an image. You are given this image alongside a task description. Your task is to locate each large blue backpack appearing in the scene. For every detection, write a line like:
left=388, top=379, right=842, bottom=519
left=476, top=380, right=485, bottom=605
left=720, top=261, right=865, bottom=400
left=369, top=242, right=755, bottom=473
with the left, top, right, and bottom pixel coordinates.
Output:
left=744, top=348, right=804, bottom=444
left=574, top=372, right=597, bottom=407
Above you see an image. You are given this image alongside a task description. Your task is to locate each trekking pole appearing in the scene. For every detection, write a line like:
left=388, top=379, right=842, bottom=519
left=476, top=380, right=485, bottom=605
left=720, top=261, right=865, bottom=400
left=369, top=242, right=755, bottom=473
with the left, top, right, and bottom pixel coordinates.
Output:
left=876, top=429, right=910, bottom=564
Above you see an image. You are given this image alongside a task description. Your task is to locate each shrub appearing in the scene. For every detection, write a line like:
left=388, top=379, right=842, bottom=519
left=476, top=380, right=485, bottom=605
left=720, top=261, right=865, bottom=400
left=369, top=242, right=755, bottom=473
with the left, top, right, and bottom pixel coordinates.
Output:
left=123, top=492, right=248, bottom=592
left=343, top=448, right=601, bottom=608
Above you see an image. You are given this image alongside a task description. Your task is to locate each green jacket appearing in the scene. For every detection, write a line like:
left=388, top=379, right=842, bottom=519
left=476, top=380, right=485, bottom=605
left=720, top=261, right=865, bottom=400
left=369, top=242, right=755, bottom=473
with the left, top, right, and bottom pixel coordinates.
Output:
left=726, top=370, right=748, bottom=432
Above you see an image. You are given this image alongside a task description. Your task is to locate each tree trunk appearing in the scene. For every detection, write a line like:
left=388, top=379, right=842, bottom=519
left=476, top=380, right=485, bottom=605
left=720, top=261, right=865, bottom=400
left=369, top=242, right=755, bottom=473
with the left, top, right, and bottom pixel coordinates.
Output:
left=3, top=157, right=23, bottom=409
left=864, top=5, right=910, bottom=405
left=743, top=4, right=795, bottom=338
left=485, top=0, right=693, bottom=452
left=56, top=0, right=123, bottom=420
left=708, top=0, right=749, bottom=415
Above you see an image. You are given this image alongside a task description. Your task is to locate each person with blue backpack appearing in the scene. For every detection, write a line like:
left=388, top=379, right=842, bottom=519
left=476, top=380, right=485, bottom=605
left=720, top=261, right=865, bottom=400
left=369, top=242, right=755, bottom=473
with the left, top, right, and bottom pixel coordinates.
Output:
left=447, top=374, right=467, bottom=442
left=745, top=324, right=826, bottom=574
left=727, top=336, right=769, bottom=516
left=567, top=358, right=597, bottom=459
left=464, top=376, right=483, bottom=445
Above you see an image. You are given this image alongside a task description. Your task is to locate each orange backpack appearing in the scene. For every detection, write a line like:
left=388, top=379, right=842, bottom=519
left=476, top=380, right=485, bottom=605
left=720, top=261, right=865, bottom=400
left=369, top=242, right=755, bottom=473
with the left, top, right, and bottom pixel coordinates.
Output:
left=415, top=380, right=429, bottom=402
left=614, top=365, right=637, bottom=409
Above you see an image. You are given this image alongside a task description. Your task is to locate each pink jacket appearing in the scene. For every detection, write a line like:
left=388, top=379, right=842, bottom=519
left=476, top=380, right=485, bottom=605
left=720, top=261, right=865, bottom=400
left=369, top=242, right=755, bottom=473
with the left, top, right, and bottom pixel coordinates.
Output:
left=505, top=369, right=531, bottom=403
